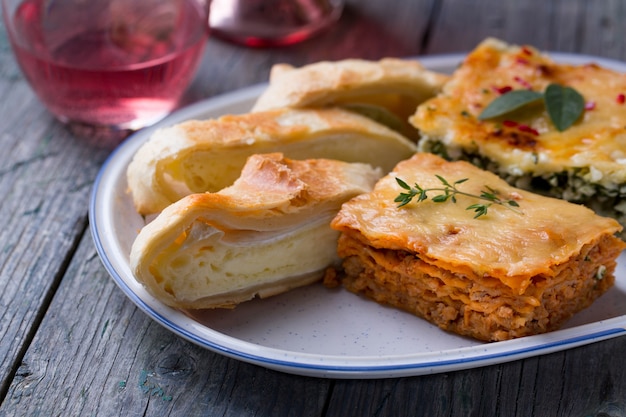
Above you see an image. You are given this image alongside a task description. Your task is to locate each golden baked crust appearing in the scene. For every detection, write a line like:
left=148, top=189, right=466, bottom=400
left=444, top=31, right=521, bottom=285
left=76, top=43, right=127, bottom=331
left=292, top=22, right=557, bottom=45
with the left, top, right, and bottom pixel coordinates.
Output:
left=130, top=153, right=382, bottom=309
left=252, top=58, right=449, bottom=139
left=410, top=37, right=626, bottom=231
left=127, top=107, right=416, bottom=215
left=253, top=58, right=448, bottom=111
left=331, top=153, right=625, bottom=341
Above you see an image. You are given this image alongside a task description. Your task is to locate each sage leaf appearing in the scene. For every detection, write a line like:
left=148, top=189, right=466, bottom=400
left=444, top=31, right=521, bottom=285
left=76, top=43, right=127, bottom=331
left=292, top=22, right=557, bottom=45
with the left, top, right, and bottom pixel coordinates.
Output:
left=544, top=83, right=585, bottom=131
left=478, top=90, right=543, bottom=120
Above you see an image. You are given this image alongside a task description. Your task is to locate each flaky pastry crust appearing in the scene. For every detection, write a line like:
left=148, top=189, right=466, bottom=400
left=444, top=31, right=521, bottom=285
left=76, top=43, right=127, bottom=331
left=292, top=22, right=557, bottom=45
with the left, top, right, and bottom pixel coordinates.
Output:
left=130, top=153, right=382, bottom=309
left=127, top=107, right=415, bottom=215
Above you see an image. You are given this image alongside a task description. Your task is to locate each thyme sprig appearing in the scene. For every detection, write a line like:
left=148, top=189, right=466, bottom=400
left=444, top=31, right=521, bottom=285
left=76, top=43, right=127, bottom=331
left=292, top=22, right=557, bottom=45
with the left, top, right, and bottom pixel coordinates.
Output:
left=394, top=175, right=522, bottom=218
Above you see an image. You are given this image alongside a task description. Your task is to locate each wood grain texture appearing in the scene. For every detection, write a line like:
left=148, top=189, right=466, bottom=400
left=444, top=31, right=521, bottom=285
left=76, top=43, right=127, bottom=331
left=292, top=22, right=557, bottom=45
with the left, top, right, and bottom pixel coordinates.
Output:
left=0, top=21, right=114, bottom=400
left=426, top=0, right=626, bottom=57
left=324, top=341, right=626, bottom=417
left=2, top=236, right=332, bottom=417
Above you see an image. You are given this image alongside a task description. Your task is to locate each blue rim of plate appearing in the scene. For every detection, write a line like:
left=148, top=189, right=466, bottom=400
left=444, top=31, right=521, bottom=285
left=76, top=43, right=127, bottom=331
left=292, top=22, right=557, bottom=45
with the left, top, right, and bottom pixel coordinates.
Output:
left=89, top=53, right=626, bottom=379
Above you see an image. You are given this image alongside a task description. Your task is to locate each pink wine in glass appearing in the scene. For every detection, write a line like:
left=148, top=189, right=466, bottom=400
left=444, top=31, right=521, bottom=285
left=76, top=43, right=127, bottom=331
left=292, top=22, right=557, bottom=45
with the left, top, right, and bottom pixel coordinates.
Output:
left=210, top=0, right=343, bottom=47
left=5, top=0, right=208, bottom=139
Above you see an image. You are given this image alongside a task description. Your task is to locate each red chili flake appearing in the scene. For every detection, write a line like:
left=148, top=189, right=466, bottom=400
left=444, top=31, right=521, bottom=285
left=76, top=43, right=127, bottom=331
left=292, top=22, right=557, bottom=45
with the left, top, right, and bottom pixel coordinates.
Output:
left=536, top=65, right=552, bottom=76
left=584, top=101, right=596, bottom=110
left=503, top=120, right=519, bottom=127
left=515, top=57, right=530, bottom=65
left=521, top=46, right=533, bottom=56
left=514, top=76, right=532, bottom=89
left=617, top=94, right=625, bottom=104
left=493, top=85, right=513, bottom=94
left=518, top=124, right=539, bottom=136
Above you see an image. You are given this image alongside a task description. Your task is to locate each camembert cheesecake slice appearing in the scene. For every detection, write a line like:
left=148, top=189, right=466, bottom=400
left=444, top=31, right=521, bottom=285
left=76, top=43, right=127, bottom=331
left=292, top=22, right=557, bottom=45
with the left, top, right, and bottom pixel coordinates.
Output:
left=130, top=153, right=382, bottom=309
left=410, top=37, right=626, bottom=233
left=127, top=107, right=415, bottom=215
left=251, top=58, right=450, bottom=140
left=330, top=153, right=625, bottom=341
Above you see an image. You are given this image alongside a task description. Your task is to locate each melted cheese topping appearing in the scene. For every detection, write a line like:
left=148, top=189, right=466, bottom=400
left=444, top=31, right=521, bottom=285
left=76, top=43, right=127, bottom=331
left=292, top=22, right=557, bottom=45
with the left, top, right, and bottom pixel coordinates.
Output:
left=410, top=38, right=626, bottom=185
left=331, top=153, right=623, bottom=294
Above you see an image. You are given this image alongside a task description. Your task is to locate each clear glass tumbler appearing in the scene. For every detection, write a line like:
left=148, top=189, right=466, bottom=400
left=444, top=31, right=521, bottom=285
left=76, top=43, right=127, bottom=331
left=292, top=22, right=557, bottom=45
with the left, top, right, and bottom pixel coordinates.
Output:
left=2, top=0, right=209, bottom=141
left=209, top=0, right=344, bottom=47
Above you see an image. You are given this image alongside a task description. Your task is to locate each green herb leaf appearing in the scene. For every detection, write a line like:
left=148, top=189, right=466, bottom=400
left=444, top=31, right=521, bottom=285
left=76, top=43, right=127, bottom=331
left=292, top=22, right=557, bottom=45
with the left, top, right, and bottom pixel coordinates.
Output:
left=466, top=203, right=490, bottom=218
left=394, top=178, right=422, bottom=207
left=478, top=90, right=543, bottom=120
left=544, top=83, right=585, bottom=131
left=395, top=177, right=411, bottom=190
left=394, top=175, right=523, bottom=218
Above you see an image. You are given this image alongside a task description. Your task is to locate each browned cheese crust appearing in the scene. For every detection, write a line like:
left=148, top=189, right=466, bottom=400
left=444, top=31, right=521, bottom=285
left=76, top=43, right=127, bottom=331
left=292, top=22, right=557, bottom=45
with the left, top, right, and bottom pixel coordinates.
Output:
left=410, top=37, right=626, bottom=236
left=331, top=153, right=625, bottom=341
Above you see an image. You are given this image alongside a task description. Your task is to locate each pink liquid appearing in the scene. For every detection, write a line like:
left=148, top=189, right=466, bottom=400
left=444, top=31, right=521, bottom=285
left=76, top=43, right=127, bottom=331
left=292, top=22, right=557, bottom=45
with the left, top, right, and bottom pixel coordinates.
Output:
left=210, top=0, right=343, bottom=47
left=7, top=0, right=208, bottom=134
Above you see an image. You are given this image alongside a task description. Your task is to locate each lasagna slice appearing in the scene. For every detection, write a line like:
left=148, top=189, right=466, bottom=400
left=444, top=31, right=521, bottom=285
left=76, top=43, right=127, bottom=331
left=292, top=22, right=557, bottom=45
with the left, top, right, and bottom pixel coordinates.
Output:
left=330, top=153, right=625, bottom=341
left=410, top=38, right=626, bottom=234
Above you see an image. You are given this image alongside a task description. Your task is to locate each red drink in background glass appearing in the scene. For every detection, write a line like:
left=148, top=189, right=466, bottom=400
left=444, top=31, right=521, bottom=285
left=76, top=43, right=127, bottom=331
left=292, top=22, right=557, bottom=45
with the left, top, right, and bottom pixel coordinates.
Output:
left=3, top=0, right=208, bottom=140
left=210, top=0, right=343, bottom=47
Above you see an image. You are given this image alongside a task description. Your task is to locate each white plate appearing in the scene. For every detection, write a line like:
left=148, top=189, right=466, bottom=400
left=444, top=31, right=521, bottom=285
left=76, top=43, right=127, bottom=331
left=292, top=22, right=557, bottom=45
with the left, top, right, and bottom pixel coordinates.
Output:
left=90, top=53, right=626, bottom=379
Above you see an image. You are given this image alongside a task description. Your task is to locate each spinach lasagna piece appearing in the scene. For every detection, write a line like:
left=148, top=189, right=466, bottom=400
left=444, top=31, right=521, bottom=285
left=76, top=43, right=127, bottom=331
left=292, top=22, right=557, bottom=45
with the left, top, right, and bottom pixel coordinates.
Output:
left=330, top=153, right=625, bottom=341
left=410, top=38, right=626, bottom=233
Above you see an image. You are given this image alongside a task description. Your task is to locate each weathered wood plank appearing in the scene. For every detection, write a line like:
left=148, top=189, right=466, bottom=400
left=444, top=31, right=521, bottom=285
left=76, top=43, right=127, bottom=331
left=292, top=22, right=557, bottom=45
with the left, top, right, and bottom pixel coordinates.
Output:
left=0, top=122, right=111, bottom=391
left=323, top=338, right=626, bottom=417
left=426, top=0, right=626, bottom=59
left=577, top=0, right=626, bottom=59
left=1, top=234, right=332, bottom=417
left=0, top=19, right=114, bottom=399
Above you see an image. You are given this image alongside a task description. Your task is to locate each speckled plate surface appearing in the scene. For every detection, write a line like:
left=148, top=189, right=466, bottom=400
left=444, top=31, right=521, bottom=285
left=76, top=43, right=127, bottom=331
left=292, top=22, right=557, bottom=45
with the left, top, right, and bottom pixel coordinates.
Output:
left=90, top=54, right=626, bottom=379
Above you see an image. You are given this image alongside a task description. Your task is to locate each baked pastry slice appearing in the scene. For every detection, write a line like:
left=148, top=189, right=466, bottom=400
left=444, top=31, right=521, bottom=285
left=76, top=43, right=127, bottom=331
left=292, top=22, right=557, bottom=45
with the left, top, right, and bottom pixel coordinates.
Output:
left=127, top=107, right=415, bottom=215
left=251, top=58, right=449, bottom=139
left=130, top=153, right=382, bottom=309
left=330, top=153, right=625, bottom=341
left=410, top=37, right=626, bottom=234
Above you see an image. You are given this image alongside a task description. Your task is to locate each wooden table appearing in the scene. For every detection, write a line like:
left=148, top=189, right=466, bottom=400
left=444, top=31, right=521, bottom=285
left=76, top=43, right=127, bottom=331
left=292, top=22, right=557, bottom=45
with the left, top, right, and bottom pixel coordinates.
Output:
left=2, top=0, right=626, bottom=415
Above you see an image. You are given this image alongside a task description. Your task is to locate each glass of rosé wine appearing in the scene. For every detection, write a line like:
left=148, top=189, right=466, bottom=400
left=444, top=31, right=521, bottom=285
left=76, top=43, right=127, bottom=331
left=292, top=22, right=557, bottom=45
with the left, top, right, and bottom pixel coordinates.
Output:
left=209, top=0, right=343, bottom=47
left=2, top=0, right=209, bottom=141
